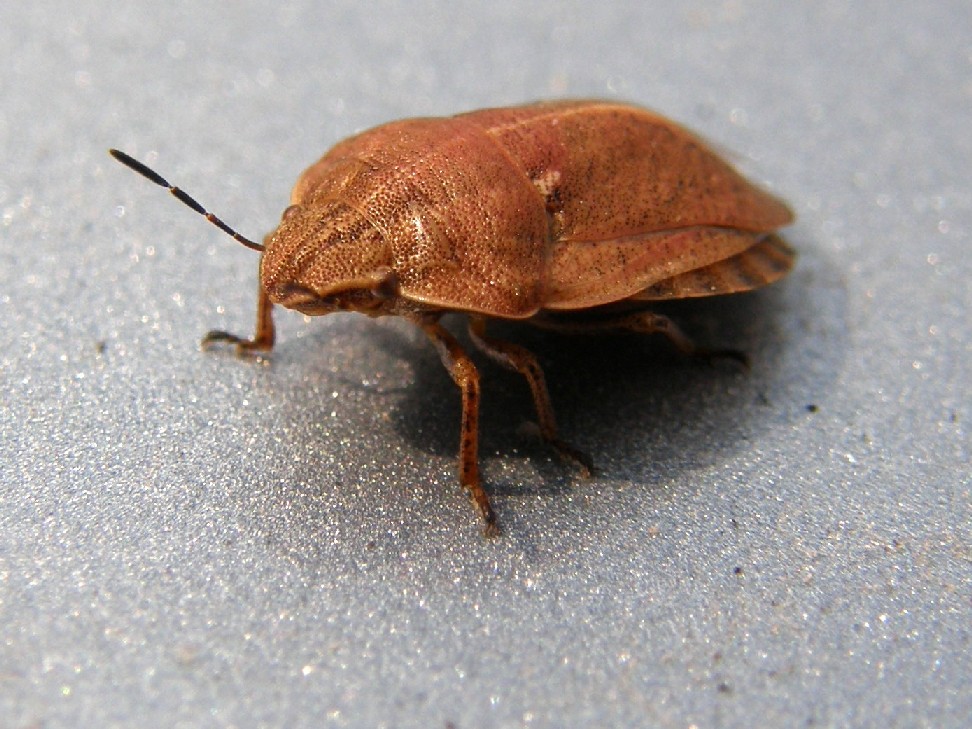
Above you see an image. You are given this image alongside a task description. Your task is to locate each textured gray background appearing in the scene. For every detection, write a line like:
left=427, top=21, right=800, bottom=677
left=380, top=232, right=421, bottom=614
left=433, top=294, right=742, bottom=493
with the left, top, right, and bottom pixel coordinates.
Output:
left=1, top=2, right=969, bottom=727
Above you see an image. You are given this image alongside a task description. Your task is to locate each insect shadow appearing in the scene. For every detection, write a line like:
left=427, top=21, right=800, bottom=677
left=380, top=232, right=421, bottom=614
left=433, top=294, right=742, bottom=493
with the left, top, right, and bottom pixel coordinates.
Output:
left=229, top=231, right=843, bottom=548
left=371, top=289, right=799, bottom=500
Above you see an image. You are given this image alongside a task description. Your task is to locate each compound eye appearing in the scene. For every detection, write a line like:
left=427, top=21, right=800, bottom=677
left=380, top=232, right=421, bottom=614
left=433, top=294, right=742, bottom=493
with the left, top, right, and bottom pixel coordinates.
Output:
left=282, top=204, right=302, bottom=221
left=373, top=267, right=400, bottom=300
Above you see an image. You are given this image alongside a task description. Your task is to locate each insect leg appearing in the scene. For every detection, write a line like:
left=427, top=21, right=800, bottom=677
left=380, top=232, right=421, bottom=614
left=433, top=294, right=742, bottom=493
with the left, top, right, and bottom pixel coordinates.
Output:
left=202, top=284, right=276, bottom=356
left=532, top=312, right=748, bottom=368
left=467, top=317, right=593, bottom=477
left=610, top=312, right=749, bottom=368
left=418, top=319, right=499, bottom=536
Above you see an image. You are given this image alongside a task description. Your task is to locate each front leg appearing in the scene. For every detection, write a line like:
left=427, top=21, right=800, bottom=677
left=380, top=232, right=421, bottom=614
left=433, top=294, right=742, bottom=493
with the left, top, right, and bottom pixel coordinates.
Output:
left=202, top=284, right=276, bottom=355
left=418, top=319, right=499, bottom=536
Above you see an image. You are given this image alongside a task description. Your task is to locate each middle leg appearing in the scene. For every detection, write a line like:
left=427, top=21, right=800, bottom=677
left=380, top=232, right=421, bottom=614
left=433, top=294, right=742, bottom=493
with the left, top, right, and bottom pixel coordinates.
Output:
left=418, top=318, right=499, bottom=536
left=468, top=316, right=592, bottom=476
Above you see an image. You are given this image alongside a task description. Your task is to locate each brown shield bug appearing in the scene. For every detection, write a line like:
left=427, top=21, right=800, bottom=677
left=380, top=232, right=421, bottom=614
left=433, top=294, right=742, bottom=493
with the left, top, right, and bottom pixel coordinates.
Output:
left=110, top=100, right=795, bottom=535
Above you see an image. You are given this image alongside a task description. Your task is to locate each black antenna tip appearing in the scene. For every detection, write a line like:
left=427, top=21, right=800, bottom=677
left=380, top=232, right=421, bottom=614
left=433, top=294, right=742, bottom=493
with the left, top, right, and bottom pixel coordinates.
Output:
left=109, top=148, right=172, bottom=188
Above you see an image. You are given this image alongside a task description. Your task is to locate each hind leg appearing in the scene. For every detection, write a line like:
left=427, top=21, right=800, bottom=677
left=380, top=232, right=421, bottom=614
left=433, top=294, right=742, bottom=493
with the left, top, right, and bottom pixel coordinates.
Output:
left=530, top=311, right=749, bottom=368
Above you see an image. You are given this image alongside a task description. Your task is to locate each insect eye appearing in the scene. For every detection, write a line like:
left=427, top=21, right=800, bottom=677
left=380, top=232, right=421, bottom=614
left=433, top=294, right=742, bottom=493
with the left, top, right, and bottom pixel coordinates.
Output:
left=282, top=204, right=302, bottom=221
left=373, top=268, right=400, bottom=300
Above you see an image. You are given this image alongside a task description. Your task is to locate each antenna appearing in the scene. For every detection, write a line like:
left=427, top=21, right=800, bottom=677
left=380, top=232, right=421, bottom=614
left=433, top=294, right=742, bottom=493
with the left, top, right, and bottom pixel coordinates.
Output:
left=109, top=149, right=264, bottom=252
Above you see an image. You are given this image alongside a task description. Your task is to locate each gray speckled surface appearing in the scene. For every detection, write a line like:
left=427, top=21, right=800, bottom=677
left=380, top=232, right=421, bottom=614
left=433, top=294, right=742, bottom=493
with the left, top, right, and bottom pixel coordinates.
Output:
left=2, top=1, right=970, bottom=727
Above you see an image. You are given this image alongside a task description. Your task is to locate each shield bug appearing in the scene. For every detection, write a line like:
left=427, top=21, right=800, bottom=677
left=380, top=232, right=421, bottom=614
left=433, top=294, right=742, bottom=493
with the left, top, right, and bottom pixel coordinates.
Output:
left=110, top=99, right=795, bottom=535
